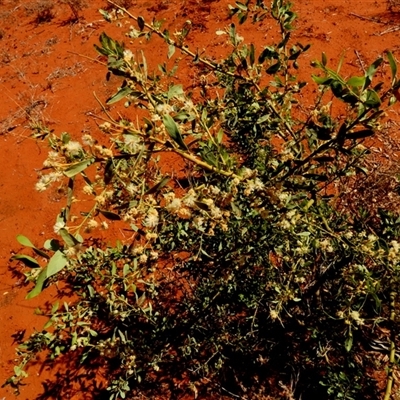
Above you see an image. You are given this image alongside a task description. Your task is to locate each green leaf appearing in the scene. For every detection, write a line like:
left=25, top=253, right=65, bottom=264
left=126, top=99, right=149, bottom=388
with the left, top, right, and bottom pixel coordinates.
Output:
left=312, top=75, right=333, bottom=85
left=229, top=23, right=237, bottom=46
left=98, top=9, right=112, bottom=22
left=13, top=366, right=27, bottom=377
left=216, top=129, right=224, bottom=144
left=258, top=46, right=277, bottom=63
left=345, top=332, right=353, bottom=352
left=26, top=268, right=47, bottom=299
left=249, top=43, right=255, bottom=66
left=51, top=301, right=59, bottom=313
left=162, top=114, right=188, bottom=150
left=144, top=177, right=171, bottom=195
left=194, top=201, right=210, bottom=211
left=289, top=50, right=301, bottom=61
left=100, top=31, right=111, bottom=50
left=347, top=76, right=365, bottom=87
left=11, top=254, right=40, bottom=268
left=330, top=81, right=344, bottom=98
left=266, top=61, right=281, bottom=74
left=33, top=247, right=50, bottom=259
left=96, top=32, right=124, bottom=58
left=236, top=1, right=248, bottom=11
left=106, top=86, right=133, bottom=105
left=297, top=232, right=311, bottom=237
left=366, top=57, right=383, bottom=79
left=386, top=50, right=397, bottom=85
left=44, top=239, right=61, bottom=251
left=64, top=159, right=95, bottom=178
left=87, top=285, right=95, bottom=297
left=347, top=129, right=374, bottom=139
left=61, top=132, right=71, bottom=145
left=277, top=32, right=290, bottom=49
left=98, top=210, right=121, bottom=220
left=167, top=44, right=175, bottom=59
left=355, top=165, right=368, bottom=175
left=46, top=251, right=68, bottom=279
left=43, top=319, right=53, bottom=330
left=16, top=234, right=49, bottom=259
left=321, top=52, right=327, bottom=66
left=364, top=89, right=381, bottom=107
left=337, top=51, right=345, bottom=73
left=257, top=114, right=270, bottom=124
left=104, top=159, right=114, bottom=185
left=17, top=234, right=36, bottom=248
left=141, top=50, right=148, bottom=79
left=94, top=43, right=109, bottom=57
left=137, top=16, right=145, bottom=31
left=167, top=84, right=184, bottom=100
left=201, top=108, right=213, bottom=128
left=59, top=229, right=80, bottom=247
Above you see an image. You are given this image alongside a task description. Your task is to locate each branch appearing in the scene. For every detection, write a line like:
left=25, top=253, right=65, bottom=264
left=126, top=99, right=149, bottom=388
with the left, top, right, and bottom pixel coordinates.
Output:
left=383, top=290, right=397, bottom=400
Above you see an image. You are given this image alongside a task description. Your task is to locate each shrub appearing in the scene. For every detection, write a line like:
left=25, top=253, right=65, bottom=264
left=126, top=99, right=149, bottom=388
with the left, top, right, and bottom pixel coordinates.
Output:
left=6, top=0, right=400, bottom=399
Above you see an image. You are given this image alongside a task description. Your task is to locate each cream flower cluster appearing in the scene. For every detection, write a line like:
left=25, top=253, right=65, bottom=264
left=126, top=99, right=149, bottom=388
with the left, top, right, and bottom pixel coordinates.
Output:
left=35, top=171, right=63, bottom=192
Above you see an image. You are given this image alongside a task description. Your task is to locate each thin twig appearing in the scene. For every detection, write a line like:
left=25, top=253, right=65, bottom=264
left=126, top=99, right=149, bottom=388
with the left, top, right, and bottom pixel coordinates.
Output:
left=93, top=92, right=116, bottom=123
left=67, top=50, right=107, bottom=66
left=349, top=12, right=384, bottom=24
left=354, top=50, right=366, bottom=74
left=378, top=25, right=400, bottom=36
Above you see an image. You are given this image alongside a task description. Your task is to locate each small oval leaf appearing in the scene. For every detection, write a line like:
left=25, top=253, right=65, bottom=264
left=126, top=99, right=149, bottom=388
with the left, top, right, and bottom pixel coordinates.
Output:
left=26, top=268, right=47, bottom=299
left=137, top=16, right=145, bottom=31
left=46, top=251, right=68, bottom=279
left=98, top=210, right=121, bottom=220
left=17, top=234, right=35, bottom=248
left=347, top=129, right=374, bottom=139
left=106, top=86, right=133, bottom=105
left=11, top=254, right=40, bottom=268
left=64, top=159, right=95, bottom=178
left=347, top=76, right=365, bottom=87
left=145, top=177, right=171, bottom=195
left=44, top=239, right=61, bottom=251
left=59, top=229, right=80, bottom=248
left=162, top=114, right=188, bottom=150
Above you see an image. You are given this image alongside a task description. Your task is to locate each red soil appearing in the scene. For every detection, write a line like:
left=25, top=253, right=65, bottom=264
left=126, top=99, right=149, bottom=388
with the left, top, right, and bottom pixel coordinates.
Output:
left=0, top=0, right=399, bottom=398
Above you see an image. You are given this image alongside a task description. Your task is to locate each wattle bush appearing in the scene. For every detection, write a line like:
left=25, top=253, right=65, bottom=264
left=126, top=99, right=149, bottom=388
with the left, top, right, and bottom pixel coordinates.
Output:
left=7, top=1, right=400, bottom=398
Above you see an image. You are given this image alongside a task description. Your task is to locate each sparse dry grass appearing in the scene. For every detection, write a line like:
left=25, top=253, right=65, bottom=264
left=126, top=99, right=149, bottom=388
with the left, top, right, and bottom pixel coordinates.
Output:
left=388, top=0, right=400, bottom=10
left=60, top=0, right=88, bottom=21
left=0, top=90, right=50, bottom=136
left=338, top=126, right=400, bottom=225
left=24, top=1, right=55, bottom=24
left=46, top=62, right=84, bottom=81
